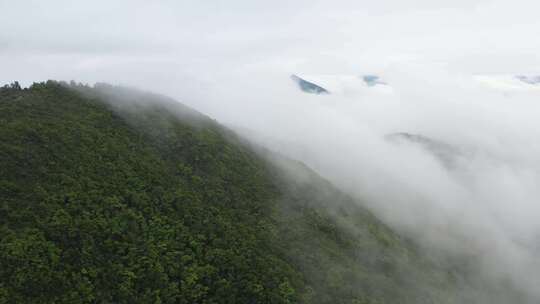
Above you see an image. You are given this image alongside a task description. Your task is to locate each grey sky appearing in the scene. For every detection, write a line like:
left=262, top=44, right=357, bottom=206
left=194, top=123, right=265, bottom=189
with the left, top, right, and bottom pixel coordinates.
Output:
left=2, top=0, right=539, bottom=95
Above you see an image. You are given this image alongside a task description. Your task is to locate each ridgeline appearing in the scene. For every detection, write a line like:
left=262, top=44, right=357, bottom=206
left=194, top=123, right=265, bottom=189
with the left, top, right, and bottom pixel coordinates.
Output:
left=0, top=81, right=459, bottom=303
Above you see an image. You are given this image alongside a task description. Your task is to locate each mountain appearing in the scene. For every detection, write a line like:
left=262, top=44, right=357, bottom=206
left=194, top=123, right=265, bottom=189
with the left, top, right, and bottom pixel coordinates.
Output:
left=516, top=75, right=540, bottom=85
left=475, top=74, right=540, bottom=91
left=362, top=75, right=387, bottom=87
left=290, top=75, right=329, bottom=94
left=290, top=74, right=393, bottom=96
left=0, top=81, right=525, bottom=303
left=385, top=132, right=461, bottom=168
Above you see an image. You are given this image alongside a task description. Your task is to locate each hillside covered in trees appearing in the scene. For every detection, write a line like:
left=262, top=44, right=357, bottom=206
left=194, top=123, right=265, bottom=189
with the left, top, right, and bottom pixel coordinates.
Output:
left=0, top=81, right=492, bottom=303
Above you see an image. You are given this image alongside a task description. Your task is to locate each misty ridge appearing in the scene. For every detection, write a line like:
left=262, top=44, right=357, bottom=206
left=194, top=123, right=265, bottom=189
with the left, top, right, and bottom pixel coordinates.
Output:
left=204, top=67, right=540, bottom=299
left=1, top=80, right=472, bottom=303
left=2, top=0, right=540, bottom=303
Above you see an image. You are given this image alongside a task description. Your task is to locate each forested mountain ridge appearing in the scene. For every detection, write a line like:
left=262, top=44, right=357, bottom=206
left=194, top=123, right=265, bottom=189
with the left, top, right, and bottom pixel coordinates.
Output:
left=0, top=81, right=459, bottom=303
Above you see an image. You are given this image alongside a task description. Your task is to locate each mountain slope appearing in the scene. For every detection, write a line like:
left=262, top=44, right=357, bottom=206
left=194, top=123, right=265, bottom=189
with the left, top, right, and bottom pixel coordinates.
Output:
left=385, top=132, right=462, bottom=168
left=0, top=81, right=459, bottom=303
left=290, top=75, right=329, bottom=94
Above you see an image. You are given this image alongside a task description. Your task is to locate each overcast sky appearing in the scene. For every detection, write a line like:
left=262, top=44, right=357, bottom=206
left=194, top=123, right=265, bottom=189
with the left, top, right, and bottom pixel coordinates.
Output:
left=2, top=0, right=540, bottom=104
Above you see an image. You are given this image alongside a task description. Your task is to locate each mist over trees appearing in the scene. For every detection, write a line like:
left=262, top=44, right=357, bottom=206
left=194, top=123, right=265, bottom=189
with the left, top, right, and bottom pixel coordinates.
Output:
left=0, top=81, right=467, bottom=303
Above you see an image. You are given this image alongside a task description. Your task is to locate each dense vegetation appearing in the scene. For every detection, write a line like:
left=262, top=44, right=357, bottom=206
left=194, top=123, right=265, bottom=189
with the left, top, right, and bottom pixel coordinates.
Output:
left=0, top=81, right=461, bottom=303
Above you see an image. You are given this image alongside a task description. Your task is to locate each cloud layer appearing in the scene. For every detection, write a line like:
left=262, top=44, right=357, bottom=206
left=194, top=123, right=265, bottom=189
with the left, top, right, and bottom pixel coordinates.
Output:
left=3, top=0, right=540, bottom=301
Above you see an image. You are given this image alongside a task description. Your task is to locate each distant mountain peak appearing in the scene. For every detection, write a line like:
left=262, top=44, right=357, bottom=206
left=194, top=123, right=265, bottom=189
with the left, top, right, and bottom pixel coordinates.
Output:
left=385, top=132, right=461, bottom=168
left=362, top=75, right=387, bottom=87
left=290, top=74, right=329, bottom=94
left=515, top=75, right=540, bottom=85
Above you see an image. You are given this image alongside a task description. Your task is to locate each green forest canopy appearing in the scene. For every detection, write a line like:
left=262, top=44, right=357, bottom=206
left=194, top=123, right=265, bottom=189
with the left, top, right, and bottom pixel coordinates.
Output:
left=0, top=81, right=515, bottom=303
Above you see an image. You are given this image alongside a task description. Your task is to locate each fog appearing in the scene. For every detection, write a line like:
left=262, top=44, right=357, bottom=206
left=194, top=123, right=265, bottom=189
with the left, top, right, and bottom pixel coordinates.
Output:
left=3, top=0, right=540, bottom=301
left=210, top=67, right=540, bottom=299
